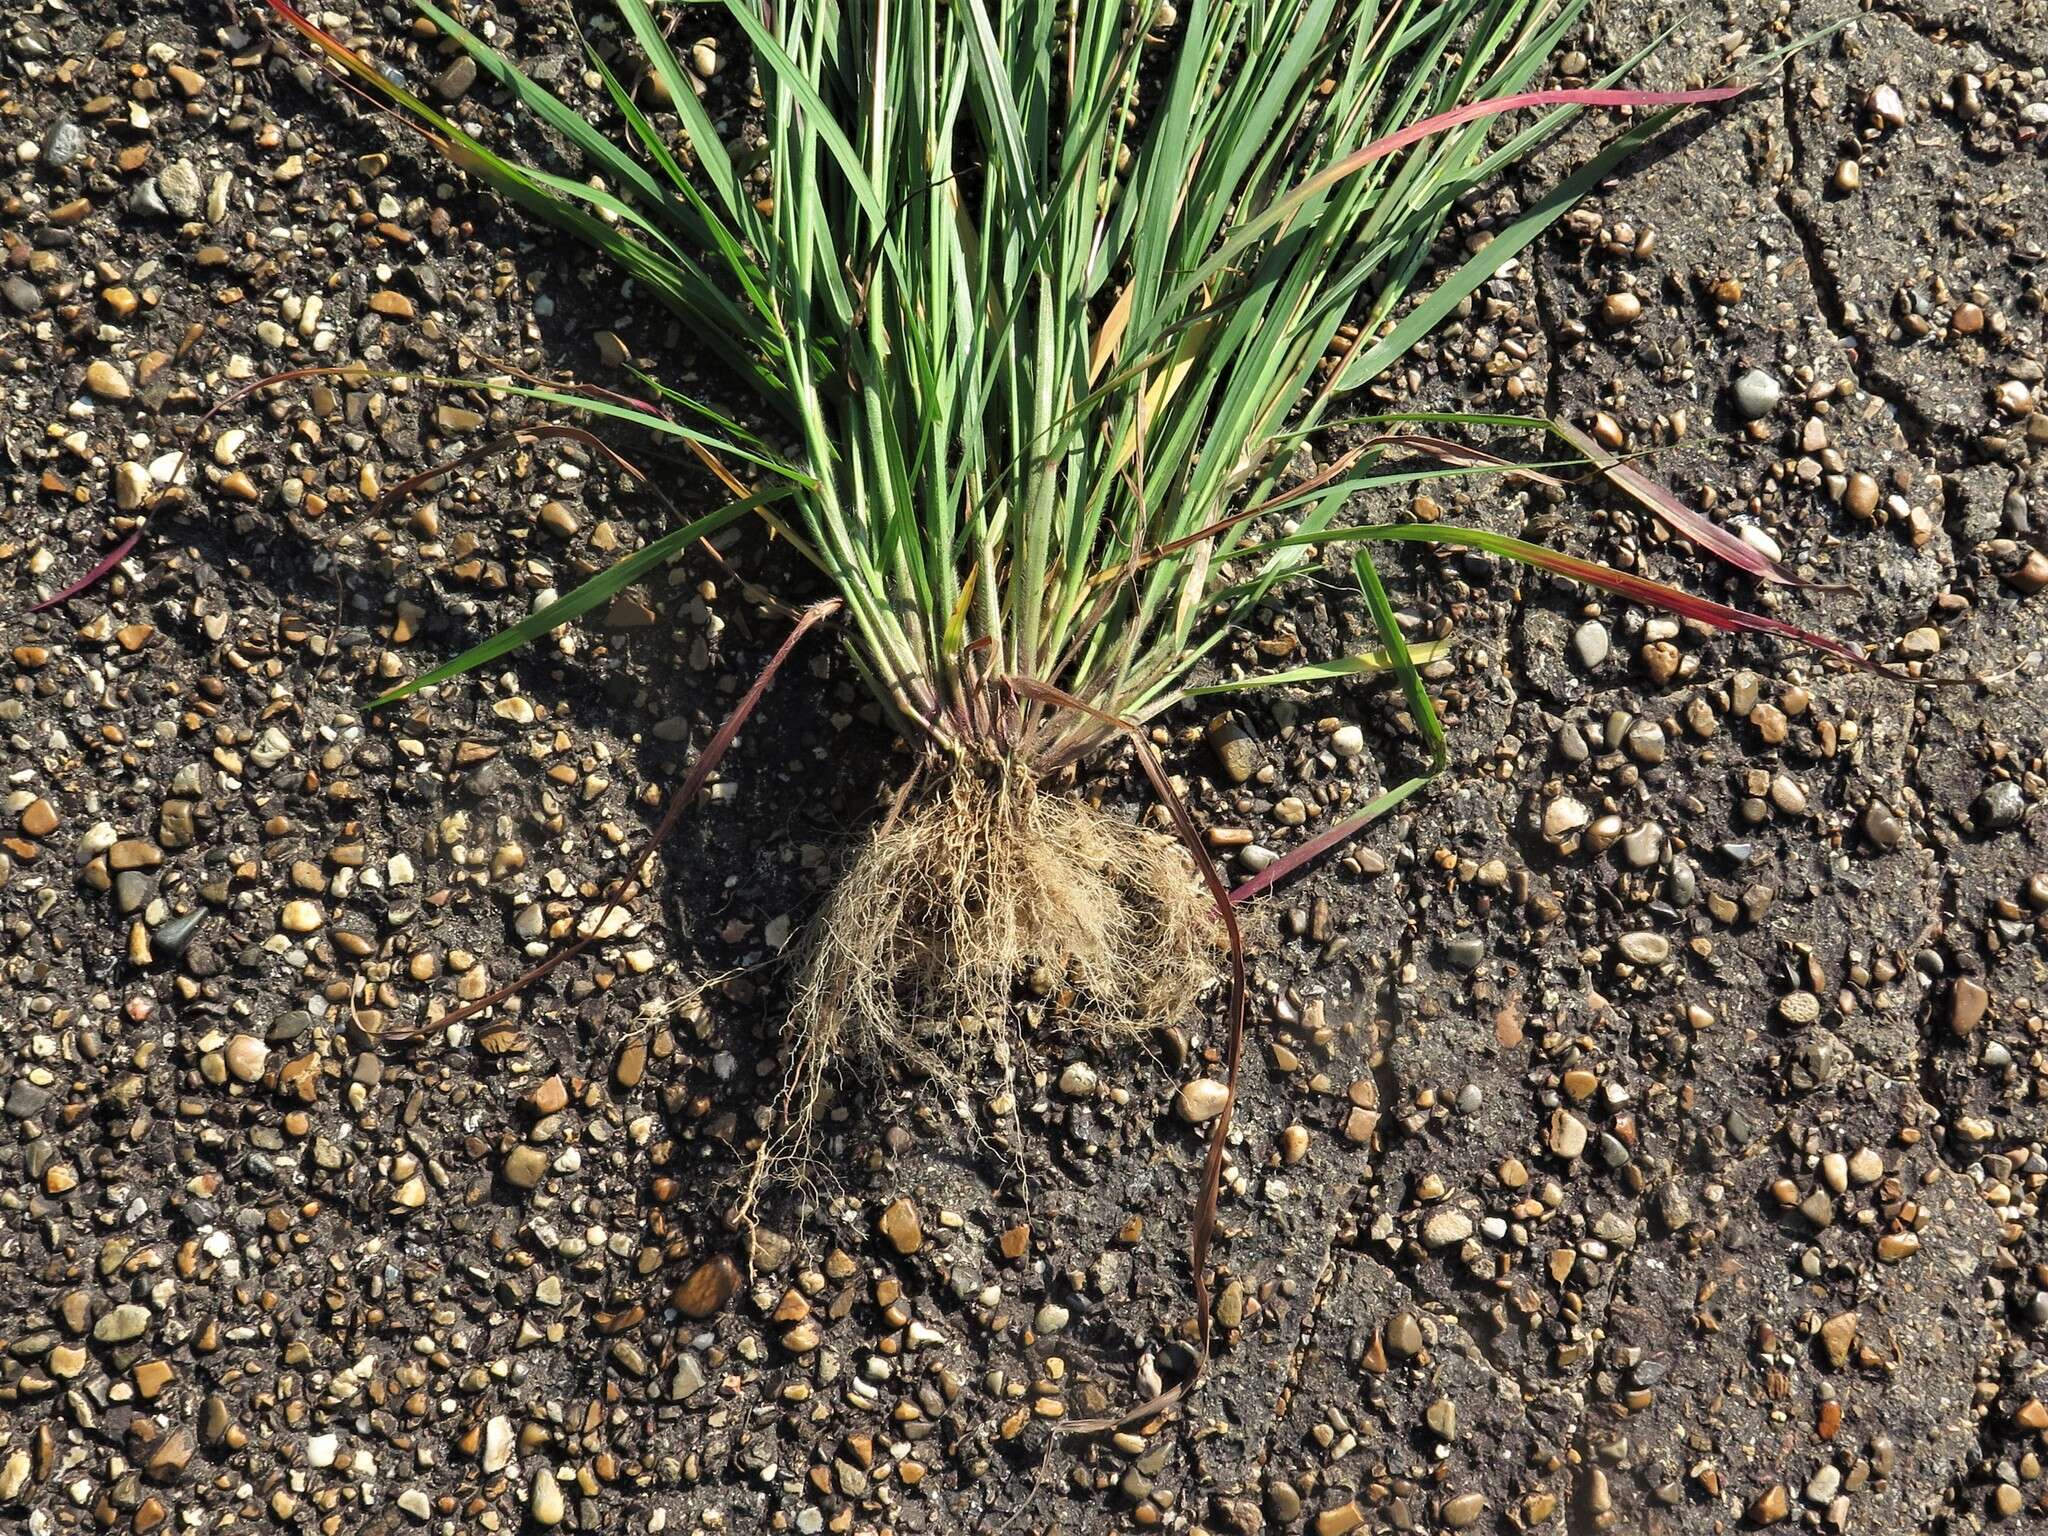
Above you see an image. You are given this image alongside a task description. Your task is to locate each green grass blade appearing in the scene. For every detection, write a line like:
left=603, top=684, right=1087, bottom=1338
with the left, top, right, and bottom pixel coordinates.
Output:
left=614, top=0, right=756, bottom=236
left=414, top=0, right=681, bottom=231
left=1338, top=101, right=1700, bottom=390
left=373, top=485, right=795, bottom=706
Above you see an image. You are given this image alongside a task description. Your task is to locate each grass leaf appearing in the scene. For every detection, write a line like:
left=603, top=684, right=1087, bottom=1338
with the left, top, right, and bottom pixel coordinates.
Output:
left=372, top=485, right=795, bottom=707
left=1183, top=640, right=1451, bottom=696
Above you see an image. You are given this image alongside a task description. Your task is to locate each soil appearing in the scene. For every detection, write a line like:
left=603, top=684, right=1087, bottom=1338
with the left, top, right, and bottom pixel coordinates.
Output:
left=2, top=1, right=2045, bottom=1533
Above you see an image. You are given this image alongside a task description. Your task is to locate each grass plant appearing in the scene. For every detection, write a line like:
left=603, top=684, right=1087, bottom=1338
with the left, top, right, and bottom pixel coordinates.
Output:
left=250, top=0, right=1886, bottom=1407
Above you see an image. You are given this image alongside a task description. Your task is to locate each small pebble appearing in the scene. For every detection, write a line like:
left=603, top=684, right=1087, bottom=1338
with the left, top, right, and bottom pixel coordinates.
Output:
left=530, top=1468, right=565, bottom=1527
left=1422, top=1208, right=1473, bottom=1248
left=1732, top=369, right=1781, bottom=419
left=1572, top=621, right=1610, bottom=669
left=1176, top=1078, right=1231, bottom=1123
left=279, top=900, right=322, bottom=933
left=1599, top=291, right=1641, bottom=326
left=224, top=1035, right=268, bottom=1083
left=85, top=360, right=132, bottom=401
left=502, top=1145, right=548, bottom=1190
left=878, top=1197, right=924, bottom=1255
left=1617, top=931, right=1669, bottom=965
left=1550, top=1110, right=1588, bottom=1160
left=1058, top=1062, right=1099, bottom=1096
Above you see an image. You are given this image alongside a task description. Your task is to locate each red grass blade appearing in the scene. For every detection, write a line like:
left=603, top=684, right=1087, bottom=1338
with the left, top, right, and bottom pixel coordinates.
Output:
left=1353, top=522, right=1909, bottom=677
left=1248, top=86, right=1745, bottom=248
left=29, top=363, right=376, bottom=614
left=1226, top=767, right=1437, bottom=907
left=1352, top=84, right=1745, bottom=164
left=376, top=598, right=842, bottom=1043
left=28, top=528, right=142, bottom=612
left=1551, top=418, right=1846, bottom=591
left=1007, top=675, right=1244, bottom=1433
left=261, top=0, right=445, bottom=122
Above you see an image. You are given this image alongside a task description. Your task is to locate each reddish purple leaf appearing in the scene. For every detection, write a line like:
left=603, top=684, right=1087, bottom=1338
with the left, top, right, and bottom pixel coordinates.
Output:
left=1552, top=418, right=1845, bottom=591
left=1354, top=522, right=1907, bottom=678
left=29, top=528, right=142, bottom=612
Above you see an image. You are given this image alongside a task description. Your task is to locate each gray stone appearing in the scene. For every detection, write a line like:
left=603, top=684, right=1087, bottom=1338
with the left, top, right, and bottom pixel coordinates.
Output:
left=93, top=1303, right=150, bottom=1344
left=40, top=117, right=85, bottom=170
left=5, top=1081, right=52, bottom=1119
left=154, top=910, right=206, bottom=964
left=1732, top=368, right=1781, bottom=419
left=434, top=56, right=478, bottom=101
left=1978, top=780, right=2025, bottom=831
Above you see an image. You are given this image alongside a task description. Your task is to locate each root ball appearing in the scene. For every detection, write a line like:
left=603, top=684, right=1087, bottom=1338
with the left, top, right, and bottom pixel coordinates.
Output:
left=793, top=767, right=1215, bottom=1081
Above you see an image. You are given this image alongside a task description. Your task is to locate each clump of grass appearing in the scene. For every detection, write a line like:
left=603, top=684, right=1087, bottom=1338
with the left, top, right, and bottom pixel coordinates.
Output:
left=269, top=0, right=1749, bottom=1011
left=257, top=0, right=1885, bottom=1387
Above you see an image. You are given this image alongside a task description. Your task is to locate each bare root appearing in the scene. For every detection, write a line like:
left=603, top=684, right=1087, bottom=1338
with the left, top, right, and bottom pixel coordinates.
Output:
left=741, top=767, right=1216, bottom=1215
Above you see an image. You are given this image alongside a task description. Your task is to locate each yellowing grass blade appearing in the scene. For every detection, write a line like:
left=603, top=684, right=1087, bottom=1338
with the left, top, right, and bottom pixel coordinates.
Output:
left=1183, top=639, right=1451, bottom=695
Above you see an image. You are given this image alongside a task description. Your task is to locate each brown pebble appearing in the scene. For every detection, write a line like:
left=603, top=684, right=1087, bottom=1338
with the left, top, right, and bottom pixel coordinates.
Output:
left=529, top=1074, right=568, bottom=1114
left=1176, top=1077, right=1230, bottom=1122
left=109, top=839, right=163, bottom=871
left=143, top=1427, right=195, bottom=1484
left=500, top=1144, right=548, bottom=1190
left=1819, top=1310, right=1857, bottom=1369
left=1747, top=1484, right=1789, bottom=1525
left=85, top=360, right=132, bottom=400
left=878, top=1197, right=924, bottom=1255
left=1206, top=715, right=1260, bottom=783
left=1599, top=291, right=1641, bottom=326
left=1440, top=1492, right=1486, bottom=1529
left=615, top=1038, right=647, bottom=1087
left=2009, top=550, right=2048, bottom=594
left=1950, top=978, right=1989, bottom=1035
left=1385, top=1309, right=1425, bottom=1358
left=673, top=1255, right=740, bottom=1318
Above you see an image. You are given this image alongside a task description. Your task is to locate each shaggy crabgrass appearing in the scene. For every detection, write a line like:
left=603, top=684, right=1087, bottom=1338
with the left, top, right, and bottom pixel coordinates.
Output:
left=255, top=0, right=1883, bottom=1406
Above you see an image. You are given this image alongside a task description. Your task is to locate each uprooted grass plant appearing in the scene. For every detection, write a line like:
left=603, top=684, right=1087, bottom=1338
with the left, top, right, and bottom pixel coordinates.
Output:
left=244, top=0, right=1892, bottom=1404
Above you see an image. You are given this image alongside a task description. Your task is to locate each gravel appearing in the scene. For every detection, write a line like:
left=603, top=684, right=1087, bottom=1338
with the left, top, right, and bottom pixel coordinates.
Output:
left=0, top=2, right=2040, bottom=1532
